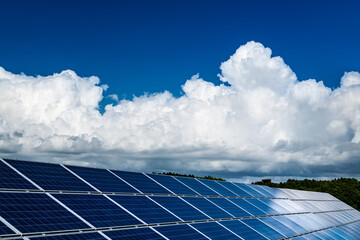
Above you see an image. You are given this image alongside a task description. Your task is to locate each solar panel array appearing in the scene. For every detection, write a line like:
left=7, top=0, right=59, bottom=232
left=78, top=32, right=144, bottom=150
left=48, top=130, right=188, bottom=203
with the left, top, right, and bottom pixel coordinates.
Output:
left=0, top=158, right=359, bottom=240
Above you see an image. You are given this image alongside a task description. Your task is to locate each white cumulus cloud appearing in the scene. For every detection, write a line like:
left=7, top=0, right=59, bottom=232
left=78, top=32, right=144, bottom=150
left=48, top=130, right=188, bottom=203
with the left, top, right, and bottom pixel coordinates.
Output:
left=0, top=41, right=359, bottom=179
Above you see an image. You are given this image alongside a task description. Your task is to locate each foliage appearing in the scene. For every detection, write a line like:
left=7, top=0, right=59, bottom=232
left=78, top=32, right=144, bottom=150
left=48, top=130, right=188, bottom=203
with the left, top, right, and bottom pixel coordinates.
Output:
left=152, top=172, right=226, bottom=181
left=253, top=178, right=360, bottom=211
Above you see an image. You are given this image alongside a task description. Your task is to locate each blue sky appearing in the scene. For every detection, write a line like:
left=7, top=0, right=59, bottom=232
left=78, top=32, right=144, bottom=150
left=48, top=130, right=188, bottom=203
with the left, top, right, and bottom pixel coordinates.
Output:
left=1, top=0, right=360, bottom=181
left=1, top=0, right=359, bottom=99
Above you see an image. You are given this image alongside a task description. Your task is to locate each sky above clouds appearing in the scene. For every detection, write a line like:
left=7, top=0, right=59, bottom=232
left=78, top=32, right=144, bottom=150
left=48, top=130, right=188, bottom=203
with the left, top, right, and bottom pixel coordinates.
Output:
left=0, top=0, right=359, bottom=181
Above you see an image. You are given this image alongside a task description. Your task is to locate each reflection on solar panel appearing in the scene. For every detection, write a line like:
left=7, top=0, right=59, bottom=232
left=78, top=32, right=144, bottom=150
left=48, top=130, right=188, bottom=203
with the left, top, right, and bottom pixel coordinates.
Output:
left=0, top=158, right=359, bottom=240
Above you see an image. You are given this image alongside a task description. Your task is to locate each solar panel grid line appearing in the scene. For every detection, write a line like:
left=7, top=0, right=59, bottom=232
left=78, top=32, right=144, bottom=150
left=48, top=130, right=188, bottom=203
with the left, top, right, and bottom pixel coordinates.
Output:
left=194, top=178, right=223, bottom=196
left=171, top=176, right=201, bottom=195
left=143, top=173, right=176, bottom=195
left=187, top=223, right=212, bottom=240
left=145, top=195, right=184, bottom=222
left=46, top=193, right=96, bottom=229
left=229, top=183, right=256, bottom=198
left=178, top=196, right=212, bottom=219
left=216, top=221, right=243, bottom=239
left=60, top=164, right=99, bottom=192
left=0, top=215, right=20, bottom=234
left=224, top=198, right=253, bottom=216
left=205, top=198, right=236, bottom=218
left=237, top=219, right=271, bottom=240
left=214, top=181, right=241, bottom=197
left=98, top=231, right=112, bottom=240
left=103, top=194, right=147, bottom=224
left=106, top=169, right=143, bottom=193
left=149, top=226, right=169, bottom=240
left=0, top=159, right=42, bottom=190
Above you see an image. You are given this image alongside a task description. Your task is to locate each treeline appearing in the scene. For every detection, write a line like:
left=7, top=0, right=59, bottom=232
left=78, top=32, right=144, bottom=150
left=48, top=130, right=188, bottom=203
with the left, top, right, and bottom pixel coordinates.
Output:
left=152, top=172, right=226, bottom=181
left=253, top=178, right=360, bottom=211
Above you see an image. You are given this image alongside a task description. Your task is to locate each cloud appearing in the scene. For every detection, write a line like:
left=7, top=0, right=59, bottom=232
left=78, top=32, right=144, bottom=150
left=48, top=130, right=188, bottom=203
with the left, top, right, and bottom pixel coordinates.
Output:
left=0, top=41, right=359, bottom=180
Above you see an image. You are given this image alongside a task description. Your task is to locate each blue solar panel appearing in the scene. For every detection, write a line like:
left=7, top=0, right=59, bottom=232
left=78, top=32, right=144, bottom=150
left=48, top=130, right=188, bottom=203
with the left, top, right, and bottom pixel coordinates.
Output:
left=0, top=160, right=37, bottom=190
left=228, top=198, right=267, bottom=216
left=147, top=173, right=199, bottom=195
left=104, top=227, right=164, bottom=240
left=259, top=199, right=292, bottom=214
left=207, top=198, right=250, bottom=218
left=232, top=183, right=265, bottom=197
left=66, top=165, right=138, bottom=193
left=327, top=228, right=356, bottom=240
left=241, top=218, right=285, bottom=240
left=155, top=224, right=208, bottom=240
left=5, top=160, right=94, bottom=192
left=197, top=179, right=237, bottom=196
left=313, top=231, right=334, bottom=239
left=54, top=194, right=141, bottom=228
left=337, top=225, right=359, bottom=239
left=150, top=196, right=209, bottom=221
left=285, top=214, right=318, bottom=232
left=0, top=192, right=88, bottom=233
left=109, top=195, right=180, bottom=224
left=174, top=176, right=219, bottom=196
left=217, top=181, right=252, bottom=197
left=272, top=215, right=308, bottom=235
left=220, top=220, right=267, bottom=240
left=303, top=232, right=323, bottom=240
left=191, top=222, right=240, bottom=240
left=29, top=232, right=106, bottom=240
left=183, top=197, right=232, bottom=219
left=248, top=185, right=276, bottom=198
left=0, top=220, right=15, bottom=235
left=258, top=217, right=298, bottom=237
left=245, top=199, right=281, bottom=215
left=111, top=170, right=171, bottom=194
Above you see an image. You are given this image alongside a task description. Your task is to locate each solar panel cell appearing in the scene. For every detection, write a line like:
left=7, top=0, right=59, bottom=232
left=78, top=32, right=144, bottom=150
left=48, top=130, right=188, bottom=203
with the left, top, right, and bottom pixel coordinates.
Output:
left=191, top=222, right=240, bottom=240
left=207, top=198, right=251, bottom=218
left=174, top=177, right=219, bottom=196
left=0, top=220, right=15, bottom=235
left=150, top=196, right=209, bottom=221
left=5, top=160, right=94, bottom=192
left=241, top=218, right=285, bottom=240
left=67, top=165, right=138, bottom=193
left=0, top=192, right=89, bottom=233
left=197, top=179, right=237, bottom=197
left=155, top=224, right=208, bottom=240
left=111, top=170, right=171, bottom=194
left=0, top=160, right=37, bottom=190
left=109, top=195, right=180, bottom=224
left=182, top=197, right=232, bottom=219
left=146, top=174, right=198, bottom=195
left=29, top=232, right=106, bottom=240
left=220, top=220, right=267, bottom=240
left=53, top=194, right=142, bottom=228
left=217, top=182, right=252, bottom=197
left=228, top=198, right=267, bottom=217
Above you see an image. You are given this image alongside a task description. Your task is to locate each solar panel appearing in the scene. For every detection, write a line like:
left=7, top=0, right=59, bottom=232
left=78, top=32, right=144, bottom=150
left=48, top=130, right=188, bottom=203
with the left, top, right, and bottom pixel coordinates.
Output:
left=103, top=227, right=164, bottom=240
left=228, top=198, right=267, bottom=216
left=66, top=165, right=138, bottom=193
left=191, top=222, right=240, bottom=240
left=174, top=176, right=220, bottom=196
left=0, top=220, right=15, bottom=235
left=109, top=195, right=180, bottom=223
left=0, top=192, right=89, bottom=233
left=217, top=181, right=252, bottom=197
left=197, top=179, right=237, bottom=197
left=29, top=232, right=106, bottom=240
left=182, top=197, right=232, bottom=219
left=220, top=220, right=267, bottom=240
left=206, top=197, right=251, bottom=217
left=0, top=160, right=37, bottom=190
left=241, top=218, right=285, bottom=239
left=111, top=170, right=171, bottom=194
left=150, top=196, right=209, bottom=221
left=154, top=224, right=208, bottom=240
left=53, top=193, right=142, bottom=227
left=0, top=158, right=359, bottom=240
left=146, top=173, right=198, bottom=195
left=5, top=159, right=94, bottom=192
